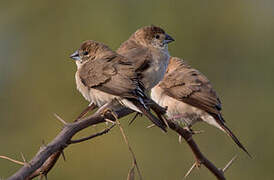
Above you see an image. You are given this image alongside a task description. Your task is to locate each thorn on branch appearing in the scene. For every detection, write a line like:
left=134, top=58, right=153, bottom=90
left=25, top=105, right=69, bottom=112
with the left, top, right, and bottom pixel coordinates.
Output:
left=222, top=155, right=237, bottom=173
left=184, top=162, right=196, bottom=179
left=0, top=155, right=25, bottom=166
left=184, top=160, right=201, bottom=179
left=178, top=135, right=182, bottom=144
left=21, top=152, right=31, bottom=167
left=146, top=124, right=155, bottom=129
left=54, top=113, right=68, bottom=125
left=61, top=150, right=66, bottom=162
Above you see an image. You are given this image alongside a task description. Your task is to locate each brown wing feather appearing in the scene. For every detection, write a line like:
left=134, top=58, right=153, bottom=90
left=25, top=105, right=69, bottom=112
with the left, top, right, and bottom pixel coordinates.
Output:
left=117, top=40, right=152, bottom=78
left=79, top=54, right=141, bottom=99
left=159, top=58, right=222, bottom=120
left=160, top=57, right=252, bottom=157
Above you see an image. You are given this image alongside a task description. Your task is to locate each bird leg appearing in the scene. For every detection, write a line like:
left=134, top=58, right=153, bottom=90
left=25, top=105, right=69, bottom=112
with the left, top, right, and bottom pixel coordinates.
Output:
left=74, top=103, right=97, bottom=122
left=184, top=126, right=205, bottom=135
left=168, top=114, right=185, bottom=121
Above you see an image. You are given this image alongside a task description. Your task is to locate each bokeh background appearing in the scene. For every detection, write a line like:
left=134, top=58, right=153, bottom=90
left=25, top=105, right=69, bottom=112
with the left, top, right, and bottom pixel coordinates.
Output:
left=1, top=0, right=273, bottom=179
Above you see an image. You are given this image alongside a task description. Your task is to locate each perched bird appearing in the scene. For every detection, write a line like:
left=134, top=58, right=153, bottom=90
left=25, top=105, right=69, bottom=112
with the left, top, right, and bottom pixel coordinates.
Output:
left=70, top=40, right=167, bottom=131
left=151, top=57, right=251, bottom=157
left=117, top=25, right=174, bottom=91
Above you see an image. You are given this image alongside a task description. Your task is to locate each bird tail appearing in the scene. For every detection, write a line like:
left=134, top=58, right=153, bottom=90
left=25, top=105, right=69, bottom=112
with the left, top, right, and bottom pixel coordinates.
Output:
left=147, top=99, right=169, bottom=128
left=129, top=98, right=167, bottom=132
left=215, top=116, right=252, bottom=158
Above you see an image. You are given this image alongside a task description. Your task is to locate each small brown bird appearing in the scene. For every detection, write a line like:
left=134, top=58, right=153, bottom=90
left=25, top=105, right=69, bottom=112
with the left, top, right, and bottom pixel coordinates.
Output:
left=70, top=40, right=167, bottom=131
left=151, top=57, right=251, bottom=157
left=117, top=25, right=174, bottom=91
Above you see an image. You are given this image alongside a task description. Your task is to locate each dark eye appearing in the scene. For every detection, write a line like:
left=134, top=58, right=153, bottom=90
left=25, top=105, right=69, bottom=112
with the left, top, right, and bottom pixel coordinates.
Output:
left=155, top=34, right=160, bottom=39
left=83, top=51, right=89, bottom=56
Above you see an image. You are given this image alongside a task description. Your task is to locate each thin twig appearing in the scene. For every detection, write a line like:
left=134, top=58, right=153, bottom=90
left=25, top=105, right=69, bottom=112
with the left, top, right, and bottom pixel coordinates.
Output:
left=0, top=155, right=25, bottom=166
left=115, top=118, right=142, bottom=180
left=69, top=124, right=116, bottom=144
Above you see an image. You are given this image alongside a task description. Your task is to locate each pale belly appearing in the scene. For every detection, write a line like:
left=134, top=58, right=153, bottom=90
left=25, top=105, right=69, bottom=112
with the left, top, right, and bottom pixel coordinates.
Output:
left=75, top=71, right=140, bottom=112
left=151, top=86, right=221, bottom=129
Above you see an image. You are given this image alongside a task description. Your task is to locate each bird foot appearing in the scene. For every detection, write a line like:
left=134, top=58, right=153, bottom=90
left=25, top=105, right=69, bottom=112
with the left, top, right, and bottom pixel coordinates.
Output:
left=101, top=107, right=119, bottom=124
left=183, top=126, right=204, bottom=135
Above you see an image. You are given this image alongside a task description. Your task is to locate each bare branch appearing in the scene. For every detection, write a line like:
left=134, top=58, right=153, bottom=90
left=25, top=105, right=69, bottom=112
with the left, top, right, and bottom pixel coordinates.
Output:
left=68, top=124, right=116, bottom=144
left=167, top=120, right=226, bottom=180
left=25, top=151, right=62, bottom=180
left=6, top=101, right=228, bottom=180
left=7, top=102, right=132, bottom=180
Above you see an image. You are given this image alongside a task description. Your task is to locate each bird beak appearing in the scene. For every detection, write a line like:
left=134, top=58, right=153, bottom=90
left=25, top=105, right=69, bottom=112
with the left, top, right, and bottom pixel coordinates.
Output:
left=70, top=50, right=81, bottom=61
left=163, top=34, right=175, bottom=44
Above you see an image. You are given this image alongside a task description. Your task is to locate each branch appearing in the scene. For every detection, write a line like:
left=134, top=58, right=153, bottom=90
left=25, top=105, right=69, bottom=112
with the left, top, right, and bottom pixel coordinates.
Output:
left=6, top=101, right=228, bottom=180
left=25, top=150, right=62, bottom=180
left=7, top=102, right=132, bottom=180
left=167, top=121, right=226, bottom=180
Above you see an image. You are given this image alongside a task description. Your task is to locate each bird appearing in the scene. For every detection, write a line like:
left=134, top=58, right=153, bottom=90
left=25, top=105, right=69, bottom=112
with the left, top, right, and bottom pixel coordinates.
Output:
left=151, top=57, right=251, bottom=157
left=117, top=25, right=174, bottom=91
left=70, top=40, right=167, bottom=131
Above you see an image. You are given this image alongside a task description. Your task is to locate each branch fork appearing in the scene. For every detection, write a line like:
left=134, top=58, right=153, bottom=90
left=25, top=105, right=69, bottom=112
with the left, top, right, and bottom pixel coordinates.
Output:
left=2, top=101, right=240, bottom=180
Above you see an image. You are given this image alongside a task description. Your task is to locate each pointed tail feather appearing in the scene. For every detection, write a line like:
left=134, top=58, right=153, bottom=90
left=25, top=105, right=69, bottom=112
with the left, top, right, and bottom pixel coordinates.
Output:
left=129, top=99, right=167, bottom=132
left=219, top=122, right=252, bottom=158
left=149, top=100, right=169, bottom=128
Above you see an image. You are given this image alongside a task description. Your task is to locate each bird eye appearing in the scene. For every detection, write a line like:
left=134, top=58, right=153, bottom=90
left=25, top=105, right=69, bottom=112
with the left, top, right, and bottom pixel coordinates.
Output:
left=83, top=51, right=89, bottom=56
left=155, top=34, right=160, bottom=39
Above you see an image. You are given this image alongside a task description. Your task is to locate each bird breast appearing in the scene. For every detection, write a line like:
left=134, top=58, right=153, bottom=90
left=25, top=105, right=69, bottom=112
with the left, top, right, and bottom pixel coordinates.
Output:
left=75, top=71, right=91, bottom=102
left=144, top=49, right=170, bottom=90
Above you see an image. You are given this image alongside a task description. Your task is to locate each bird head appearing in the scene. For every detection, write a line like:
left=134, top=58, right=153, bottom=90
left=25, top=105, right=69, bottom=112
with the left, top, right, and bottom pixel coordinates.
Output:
left=133, top=25, right=174, bottom=49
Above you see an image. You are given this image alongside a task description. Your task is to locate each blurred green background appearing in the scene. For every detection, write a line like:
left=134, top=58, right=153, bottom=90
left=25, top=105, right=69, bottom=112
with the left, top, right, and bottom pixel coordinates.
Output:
left=1, top=0, right=273, bottom=179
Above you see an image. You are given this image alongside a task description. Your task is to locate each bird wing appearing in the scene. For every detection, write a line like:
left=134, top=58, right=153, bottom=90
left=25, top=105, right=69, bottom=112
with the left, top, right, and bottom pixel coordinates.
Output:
left=79, top=54, right=143, bottom=99
left=117, top=40, right=152, bottom=78
left=159, top=60, right=223, bottom=119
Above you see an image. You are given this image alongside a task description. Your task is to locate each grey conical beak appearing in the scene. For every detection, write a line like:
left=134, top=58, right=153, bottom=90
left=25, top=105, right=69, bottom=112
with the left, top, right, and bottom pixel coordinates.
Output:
left=163, top=34, right=175, bottom=44
left=70, top=50, right=81, bottom=61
